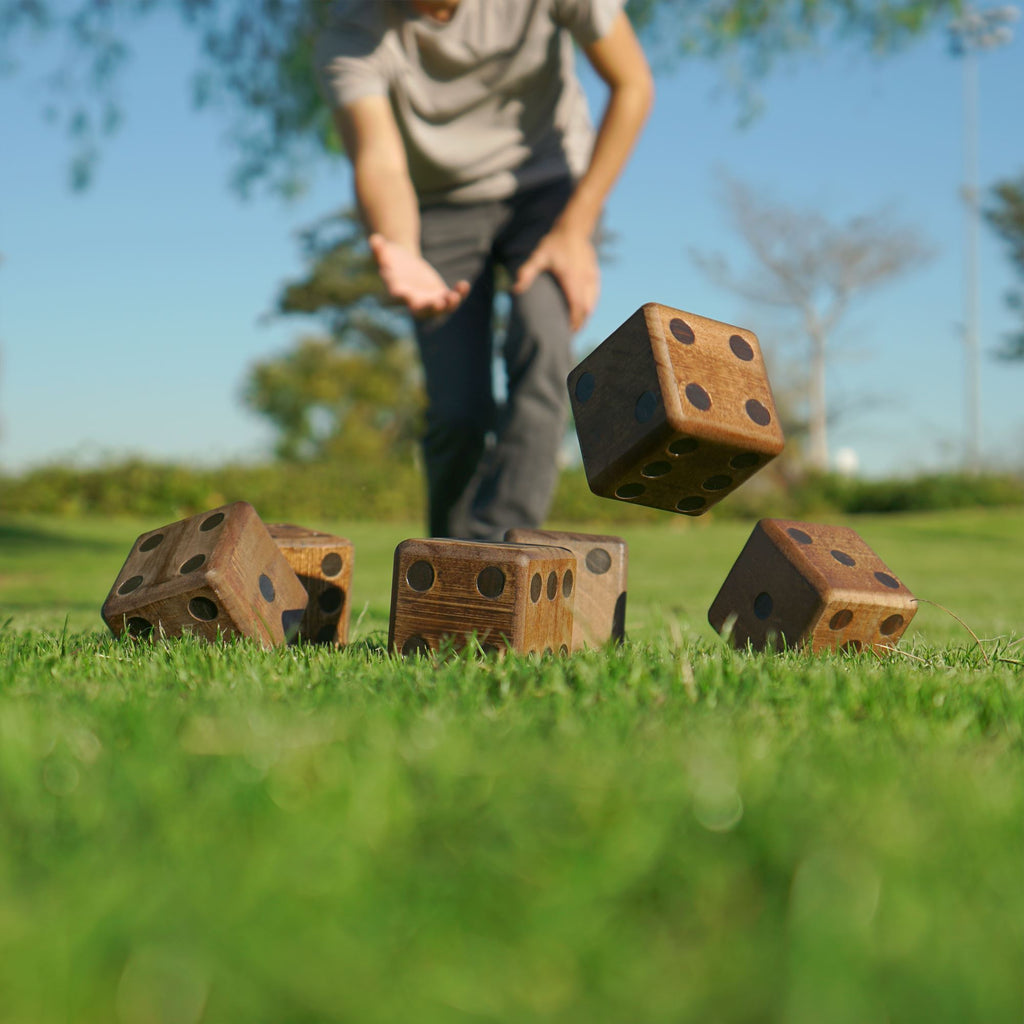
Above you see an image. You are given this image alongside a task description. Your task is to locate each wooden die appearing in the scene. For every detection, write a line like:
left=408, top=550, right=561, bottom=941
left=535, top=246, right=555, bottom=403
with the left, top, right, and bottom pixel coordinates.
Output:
left=389, top=539, right=575, bottom=657
left=102, top=502, right=308, bottom=647
left=268, top=524, right=354, bottom=646
left=568, top=302, right=785, bottom=515
left=505, top=528, right=626, bottom=650
left=708, top=519, right=917, bottom=654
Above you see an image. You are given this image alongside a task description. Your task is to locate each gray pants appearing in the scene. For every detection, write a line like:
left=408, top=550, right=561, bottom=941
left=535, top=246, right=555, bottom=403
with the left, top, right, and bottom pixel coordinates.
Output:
left=415, top=179, right=574, bottom=540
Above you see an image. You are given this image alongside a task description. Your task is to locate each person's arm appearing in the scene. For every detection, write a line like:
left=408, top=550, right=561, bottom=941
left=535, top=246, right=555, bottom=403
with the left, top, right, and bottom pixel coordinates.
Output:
left=513, top=10, right=654, bottom=330
left=335, top=95, right=470, bottom=315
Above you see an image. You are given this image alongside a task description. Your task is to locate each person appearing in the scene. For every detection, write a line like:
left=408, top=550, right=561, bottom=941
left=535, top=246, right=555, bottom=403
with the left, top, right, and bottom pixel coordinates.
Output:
left=316, top=0, right=653, bottom=539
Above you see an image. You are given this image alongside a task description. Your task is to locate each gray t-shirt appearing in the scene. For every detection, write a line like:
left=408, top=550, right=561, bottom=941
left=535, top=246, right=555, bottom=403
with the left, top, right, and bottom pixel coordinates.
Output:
left=316, top=0, right=623, bottom=205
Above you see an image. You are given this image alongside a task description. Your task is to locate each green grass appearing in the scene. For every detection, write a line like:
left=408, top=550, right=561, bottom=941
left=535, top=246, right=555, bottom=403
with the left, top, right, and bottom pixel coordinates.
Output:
left=4, top=507, right=1023, bottom=642
left=0, top=510, right=1022, bottom=1022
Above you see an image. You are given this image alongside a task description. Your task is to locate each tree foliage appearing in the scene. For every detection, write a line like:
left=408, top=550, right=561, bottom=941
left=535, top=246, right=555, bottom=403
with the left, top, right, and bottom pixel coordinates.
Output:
left=243, top=333, right=424, bottom=462
left=1, top=0, right=962, bottom=192
left=694, top=177, right=933, bottom=471
left=242, top=210, right=424, bottom=462
left=985, top=172, right=1024, bottom=361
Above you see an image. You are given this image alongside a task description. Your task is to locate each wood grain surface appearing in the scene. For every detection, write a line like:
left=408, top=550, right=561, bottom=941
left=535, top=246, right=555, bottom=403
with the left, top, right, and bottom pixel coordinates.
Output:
left=269, top=523, right=354, bottom=646
left=389, top=538, right=575, bottom=656
left=505, top=528, right=627, bottom=651
left=708, top=518, right=917, bottom=653
left=568, top=302, right=785, bottom=515
left=102, top=502, right=308, bottom=648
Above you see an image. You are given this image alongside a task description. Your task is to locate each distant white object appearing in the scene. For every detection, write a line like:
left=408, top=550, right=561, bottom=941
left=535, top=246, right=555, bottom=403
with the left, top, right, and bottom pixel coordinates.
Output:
left=835, top=447, right=860, bottom=477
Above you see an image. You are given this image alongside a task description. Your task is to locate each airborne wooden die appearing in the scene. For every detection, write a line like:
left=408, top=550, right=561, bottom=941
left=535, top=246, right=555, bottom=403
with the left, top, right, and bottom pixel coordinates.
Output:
left=389, top=539, right=575, bottom=657
left=505, top=528, right=626, bottom=651
left=568, top=302, right=785, bottom=515
left=268, top=524, right=354, bottom=646
left=102, top=502, right=308, bottom=647
left=708, top=519, right=917, bottom=654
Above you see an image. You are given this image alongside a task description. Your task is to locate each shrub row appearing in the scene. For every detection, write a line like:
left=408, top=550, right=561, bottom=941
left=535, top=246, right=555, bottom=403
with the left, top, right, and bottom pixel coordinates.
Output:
left=0, top=459, right=424, bottom=523
left=1, top=458, right=1021, bottom=524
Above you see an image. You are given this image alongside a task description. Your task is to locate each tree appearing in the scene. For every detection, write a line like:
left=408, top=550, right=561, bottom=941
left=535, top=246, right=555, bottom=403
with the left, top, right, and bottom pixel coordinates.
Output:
left=1, top=0, right=962, bottom=192
left=985, top=172, right=1024, bottom=360
left=693, top=178, right=933, bottom=472
left=242, top=210, right=424, bottom=462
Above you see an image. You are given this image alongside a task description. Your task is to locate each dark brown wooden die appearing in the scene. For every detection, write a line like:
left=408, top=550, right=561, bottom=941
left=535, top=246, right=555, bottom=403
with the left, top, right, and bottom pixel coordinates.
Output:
left=505, top=528, right=627, bottom=651
left=708, top=519, right=917, bottom=654
left=567, top=302, right=785, bottom=515
left=101, top=502, right=308, bottom=647
left=268, top=524, right=354, bottom=646
left=389, top=539, right=575, bottom=657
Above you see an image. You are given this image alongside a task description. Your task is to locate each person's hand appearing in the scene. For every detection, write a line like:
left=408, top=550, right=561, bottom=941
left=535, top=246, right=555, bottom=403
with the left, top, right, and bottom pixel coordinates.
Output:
left=512, top=225, right=600, bottom=331
left=369, top=233, right=470, bottom=316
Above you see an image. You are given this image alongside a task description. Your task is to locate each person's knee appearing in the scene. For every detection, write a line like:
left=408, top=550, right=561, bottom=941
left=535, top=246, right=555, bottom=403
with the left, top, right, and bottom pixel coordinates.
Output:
left=504, top=290, right=573, bottom=410
left=507, top=275, right=572, bottom=358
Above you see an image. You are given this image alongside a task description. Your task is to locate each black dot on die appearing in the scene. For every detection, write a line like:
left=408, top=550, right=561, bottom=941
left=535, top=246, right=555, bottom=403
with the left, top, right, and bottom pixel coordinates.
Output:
left=402, top=635, right=431, bottom=657
left=616, top=483, right=645, bottom=499
left=670, top=318, right=695, bottom=344
left=702, top=475, right=732, bottom=492
left=316, top=624, right=338, bottom=644
left=180, top=554, right=206, bottom=575
left=745, top=399, right=771, bottom=426
left=477, top=566, right=506, bottom=599
left=668, top=437, right=699, bottom=456
left=188, top=597, right=218, bottom=622
left=407, top=560, right=435, bottom=592
left=829, top=609, right=853, bottom=630
left=635, top=391, right=658, bottom=423
left=729, top=335, right=755, bottom=361
left=685, top=383, right=711, bottom=411
left=575, top=372, right=596, bottom=403
left=118, top=575, right=144, bottom=596
left=200, top=512, right=225, bottom=532
left=676, top=496, right=706, bottom=513
left=875, top=572, right=900, bottom=589
left=880, top=614, right=904, bottom=635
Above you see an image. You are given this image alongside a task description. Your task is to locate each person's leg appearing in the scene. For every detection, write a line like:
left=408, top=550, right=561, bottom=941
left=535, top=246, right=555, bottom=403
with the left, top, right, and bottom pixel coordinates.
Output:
left=463, top=179, right=576, bottom=539
left=415, top=201, right=501, bottom=537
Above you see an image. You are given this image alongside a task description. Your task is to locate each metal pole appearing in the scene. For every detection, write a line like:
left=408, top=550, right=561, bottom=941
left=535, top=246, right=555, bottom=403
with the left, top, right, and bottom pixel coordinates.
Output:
left=949, top=4, right=1019, bottom=472
left=962, top=46, right=982, bottom=471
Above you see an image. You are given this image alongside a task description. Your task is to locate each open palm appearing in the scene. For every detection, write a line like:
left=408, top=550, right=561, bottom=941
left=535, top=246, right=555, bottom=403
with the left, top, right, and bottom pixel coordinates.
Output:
left=369, top=234, right=470, bottom=316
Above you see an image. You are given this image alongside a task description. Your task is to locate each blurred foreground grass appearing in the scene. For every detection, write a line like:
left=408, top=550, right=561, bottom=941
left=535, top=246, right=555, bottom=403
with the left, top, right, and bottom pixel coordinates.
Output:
left=0, top=510, right=1021, bottom=1022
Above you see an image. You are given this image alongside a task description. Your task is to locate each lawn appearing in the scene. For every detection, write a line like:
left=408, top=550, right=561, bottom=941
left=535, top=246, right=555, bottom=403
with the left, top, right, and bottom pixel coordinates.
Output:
left=3, top=506, right=1023, bottom=643
left=0, top=509, right=1021, bottom=1022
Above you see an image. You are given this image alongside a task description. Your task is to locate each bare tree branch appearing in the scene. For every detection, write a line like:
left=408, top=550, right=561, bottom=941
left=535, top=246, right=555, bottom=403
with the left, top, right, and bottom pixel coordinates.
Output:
left=693, top=176, right=934, bottom=471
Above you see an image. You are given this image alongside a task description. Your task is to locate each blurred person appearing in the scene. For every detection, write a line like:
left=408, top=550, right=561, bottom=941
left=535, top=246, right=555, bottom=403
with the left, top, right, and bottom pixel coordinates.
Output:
left=316, top=0, right=653, bottom=538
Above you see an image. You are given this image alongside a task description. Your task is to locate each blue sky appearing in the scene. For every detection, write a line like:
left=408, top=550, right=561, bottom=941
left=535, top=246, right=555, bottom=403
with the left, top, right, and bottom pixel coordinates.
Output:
left=1, top=8, right=1022, bottom=478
